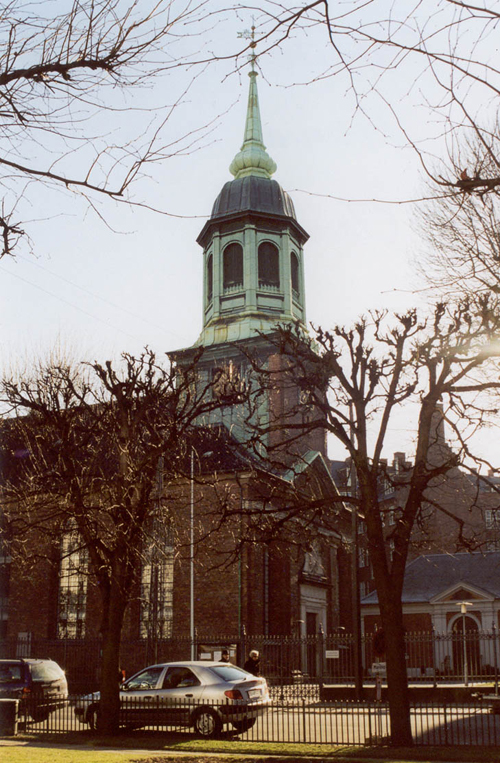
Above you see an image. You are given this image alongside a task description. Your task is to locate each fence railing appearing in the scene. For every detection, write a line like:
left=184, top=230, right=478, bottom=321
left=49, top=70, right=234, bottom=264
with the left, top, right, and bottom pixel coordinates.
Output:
left=2, top=629, right=500, bottom=695
left=7, top=694, right=500, bottom=747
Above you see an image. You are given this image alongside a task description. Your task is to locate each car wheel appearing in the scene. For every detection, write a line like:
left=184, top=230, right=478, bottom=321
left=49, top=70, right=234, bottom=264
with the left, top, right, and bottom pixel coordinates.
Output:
left=232, top=717, right=256, bottom=733
left=193, top=707, right=222, bottom=738
left=87, top=704, right=100, bottom=731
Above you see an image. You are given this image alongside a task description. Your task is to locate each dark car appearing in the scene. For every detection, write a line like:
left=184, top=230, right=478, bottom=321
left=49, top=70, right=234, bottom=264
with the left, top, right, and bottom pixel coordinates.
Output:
left=0, top=658, right=68, bottom=722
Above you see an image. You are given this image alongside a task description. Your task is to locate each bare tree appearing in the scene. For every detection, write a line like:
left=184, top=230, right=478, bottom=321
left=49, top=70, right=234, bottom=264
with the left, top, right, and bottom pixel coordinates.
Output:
left=0, top=0, right=213, bottom=257
left=229, top=2, right=500, bottom=199
left=247, top=297, right=500, bottom=745
left=417, top=128, right=500, bottom=298
left=0, top=346, right=243, bottom=733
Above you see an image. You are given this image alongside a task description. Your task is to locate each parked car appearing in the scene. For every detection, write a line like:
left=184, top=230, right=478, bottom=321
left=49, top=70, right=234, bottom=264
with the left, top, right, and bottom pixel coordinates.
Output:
left=0, top=658, right=68, bottom=722
left=74, top=660, right=269, bottom=737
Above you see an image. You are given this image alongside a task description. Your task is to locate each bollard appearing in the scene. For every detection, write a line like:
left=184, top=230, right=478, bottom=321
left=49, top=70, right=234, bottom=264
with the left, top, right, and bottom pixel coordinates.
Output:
left=0, top=699, right=19, bottom=737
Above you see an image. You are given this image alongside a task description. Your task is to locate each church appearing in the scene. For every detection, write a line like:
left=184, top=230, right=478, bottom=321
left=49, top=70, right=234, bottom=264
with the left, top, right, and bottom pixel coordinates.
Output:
left=0, top=63, right=355, bottom=688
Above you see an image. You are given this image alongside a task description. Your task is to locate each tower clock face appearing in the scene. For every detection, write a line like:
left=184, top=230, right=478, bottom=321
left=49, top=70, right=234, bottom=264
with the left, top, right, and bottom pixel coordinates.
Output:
left=212, top=361, right=245, bottom=402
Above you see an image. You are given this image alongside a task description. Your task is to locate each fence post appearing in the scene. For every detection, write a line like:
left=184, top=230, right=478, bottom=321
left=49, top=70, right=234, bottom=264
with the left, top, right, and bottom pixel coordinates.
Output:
left=493, top=624, right=499, bottom=696
left=318, top=623, right=325, bottom=699
left=193, top=627, right=198, bottom=661
left=241, top=624, right=246, bottom=668
left=431, top=628, right=437, bottom=688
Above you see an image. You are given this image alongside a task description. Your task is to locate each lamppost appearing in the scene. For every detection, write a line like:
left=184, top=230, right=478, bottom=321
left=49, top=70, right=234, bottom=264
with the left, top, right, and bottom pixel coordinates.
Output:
left=190, top=448, right=195, bottom=660
left=348, top=403, right=363, bottom=699
left=190, top=447, right=213, bottom=660
left=457, top=601, right=472, bottom=687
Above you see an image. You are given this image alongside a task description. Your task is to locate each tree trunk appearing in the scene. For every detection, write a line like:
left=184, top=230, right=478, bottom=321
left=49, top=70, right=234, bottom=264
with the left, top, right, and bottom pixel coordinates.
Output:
left=98, top=574, right=127, bottom=735
left=379, top=592, right=413, bottom=746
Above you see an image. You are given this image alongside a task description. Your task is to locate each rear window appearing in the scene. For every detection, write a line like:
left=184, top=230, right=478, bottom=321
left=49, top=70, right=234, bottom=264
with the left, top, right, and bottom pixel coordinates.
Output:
left=0, top=663, right=23, bottom=684
left=209, top=665, right=251, bottom=681
left=30, top=662, right=64, bottom=682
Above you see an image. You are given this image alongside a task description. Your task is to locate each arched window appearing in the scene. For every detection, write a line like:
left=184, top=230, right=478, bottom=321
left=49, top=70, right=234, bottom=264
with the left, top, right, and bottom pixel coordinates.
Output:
left=223, top=243, right=243, bottom=290
left=258, top=242, right=280, bottom=288
left=291, top=251, right=300, bottom=295
left=206, top=253, right=213, bottom=302
left=58, top=525, right=88, bottom=639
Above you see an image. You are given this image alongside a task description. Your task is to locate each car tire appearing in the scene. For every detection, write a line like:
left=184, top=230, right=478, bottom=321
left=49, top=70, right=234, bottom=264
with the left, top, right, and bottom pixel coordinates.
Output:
left=87, top=704, right=100, bottom=731
left=193, top=707, right=222, bottom=738
left=232, top=717, right=256, bottom=733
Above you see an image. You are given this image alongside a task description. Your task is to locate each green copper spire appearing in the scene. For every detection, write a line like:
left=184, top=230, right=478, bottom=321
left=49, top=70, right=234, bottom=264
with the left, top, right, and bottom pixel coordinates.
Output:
left=229, top=69, right=277, bottom=179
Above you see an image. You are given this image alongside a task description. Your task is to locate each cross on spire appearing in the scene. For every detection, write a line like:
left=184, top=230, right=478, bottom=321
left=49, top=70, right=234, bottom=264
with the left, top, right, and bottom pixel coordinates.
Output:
left=237, top=21, right=257, bottom=72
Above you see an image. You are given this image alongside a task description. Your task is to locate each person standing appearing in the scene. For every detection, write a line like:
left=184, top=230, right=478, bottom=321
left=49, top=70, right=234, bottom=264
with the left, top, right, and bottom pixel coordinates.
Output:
left=220, top=649, right=230, bottom=663
left=244, top=649, right=261, bottom=676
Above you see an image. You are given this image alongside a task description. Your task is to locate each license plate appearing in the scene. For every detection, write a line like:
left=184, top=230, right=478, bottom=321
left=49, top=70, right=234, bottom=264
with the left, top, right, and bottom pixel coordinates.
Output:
left=248, top=689, right=261, bottom=698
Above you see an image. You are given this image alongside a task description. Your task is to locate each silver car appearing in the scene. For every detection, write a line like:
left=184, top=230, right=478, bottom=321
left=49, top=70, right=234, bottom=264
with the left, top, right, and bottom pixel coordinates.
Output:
left=74, top=660, right=269, bottom=737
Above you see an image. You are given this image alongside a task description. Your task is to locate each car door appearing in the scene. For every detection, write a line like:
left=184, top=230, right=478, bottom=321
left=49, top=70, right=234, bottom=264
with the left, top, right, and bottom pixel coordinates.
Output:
left=119, top=666, right=165, bottom=727
left=156, top=666, right=205, bottom=728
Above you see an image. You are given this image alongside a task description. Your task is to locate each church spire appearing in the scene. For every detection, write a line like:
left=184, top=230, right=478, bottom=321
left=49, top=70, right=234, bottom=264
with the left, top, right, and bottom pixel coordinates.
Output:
left=229, top=68, right=277, bottom=180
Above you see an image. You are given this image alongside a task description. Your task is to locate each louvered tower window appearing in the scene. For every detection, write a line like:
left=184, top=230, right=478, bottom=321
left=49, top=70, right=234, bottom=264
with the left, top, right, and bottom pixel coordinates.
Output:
left=258, top=242, right=280, bottom=288
left=223, top=243, right=243, bottom=290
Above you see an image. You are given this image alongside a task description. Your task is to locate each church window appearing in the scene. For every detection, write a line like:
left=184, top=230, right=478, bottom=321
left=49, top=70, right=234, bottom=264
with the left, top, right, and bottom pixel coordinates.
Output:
left=223, top=243, right=243, bottom=290
left=140, top=521, right=174, bottom=639
left=291, top=251, right=300, bottom=295
left=485, top=509, right=500, bottom=529
left=207, top=254, right=213, bottom=302
left=358, top=547, right=369, bottom=568
left=57, top=527, right=88, bottom=639
left=0, top=531, right=10, bottom=640
left=258, top=242, right=280, bottom=288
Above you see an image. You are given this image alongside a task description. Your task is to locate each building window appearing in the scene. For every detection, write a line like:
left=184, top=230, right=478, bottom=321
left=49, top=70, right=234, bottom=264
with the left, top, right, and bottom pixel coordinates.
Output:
left=207, top=253, right=213, bottom=302
left=358, top=547, right=369, bottom=568
left=485, top=509, right=500, bottom=529
left=57, top=529, right=88, bottom=639
left=223, top=243, right=243, bottom=291
left=140, top=523, right=174, bottom=639
left=291, top=251, right=300, bottom=295
left=258, top=242, right=280, bottom=288
left=0, top=531, right=10, bottom=639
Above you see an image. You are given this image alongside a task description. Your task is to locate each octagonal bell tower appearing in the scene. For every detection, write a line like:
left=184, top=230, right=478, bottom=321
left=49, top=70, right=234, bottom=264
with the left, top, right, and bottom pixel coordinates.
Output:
left=171, top=65, right=326, bottom=457
left=195, top=67, right=309, bottom=348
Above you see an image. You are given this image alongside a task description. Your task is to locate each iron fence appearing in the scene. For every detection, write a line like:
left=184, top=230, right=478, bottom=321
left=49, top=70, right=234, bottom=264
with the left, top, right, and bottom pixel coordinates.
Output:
left=7, top=694, right=500, bottom=746
left=1, top=628, right=500, bottom=695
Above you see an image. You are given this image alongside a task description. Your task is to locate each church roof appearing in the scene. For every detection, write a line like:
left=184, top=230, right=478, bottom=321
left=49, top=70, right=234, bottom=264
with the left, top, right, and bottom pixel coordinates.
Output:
left=361, top=552, right=500, bottom=604
left=210, top=175, right=297, bottom=221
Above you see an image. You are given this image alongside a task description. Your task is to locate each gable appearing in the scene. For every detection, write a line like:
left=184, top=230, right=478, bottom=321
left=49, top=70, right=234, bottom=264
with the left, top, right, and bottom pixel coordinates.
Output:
left=430, top=582, right=495, bottom=605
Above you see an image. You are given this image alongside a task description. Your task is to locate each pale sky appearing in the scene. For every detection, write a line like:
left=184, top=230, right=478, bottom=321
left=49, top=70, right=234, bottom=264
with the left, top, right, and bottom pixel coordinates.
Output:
left=0, top=4, right=495, bottom=467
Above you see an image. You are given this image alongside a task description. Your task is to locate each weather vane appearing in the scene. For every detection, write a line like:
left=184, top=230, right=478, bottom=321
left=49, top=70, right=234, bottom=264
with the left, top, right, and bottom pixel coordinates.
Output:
left=237, top=19, right=257, bottom=72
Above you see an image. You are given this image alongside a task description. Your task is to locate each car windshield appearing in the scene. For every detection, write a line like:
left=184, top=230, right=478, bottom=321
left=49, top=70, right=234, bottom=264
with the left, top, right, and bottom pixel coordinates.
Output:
left=209, top=665, right=252, bottom=681
left=30, top=662, right=64, bottom=681
left=0, top=663, right=23, bottom=684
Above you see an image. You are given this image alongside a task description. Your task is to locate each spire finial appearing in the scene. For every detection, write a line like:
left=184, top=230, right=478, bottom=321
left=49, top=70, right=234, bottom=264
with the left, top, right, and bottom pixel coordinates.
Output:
left=237, top=20, right=257, bottom=72
left=230, top=24, right=277, bottom=180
